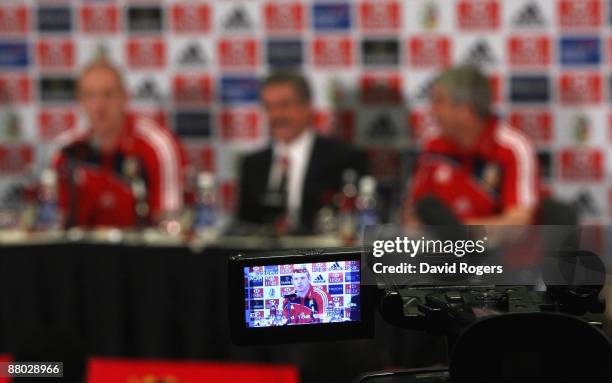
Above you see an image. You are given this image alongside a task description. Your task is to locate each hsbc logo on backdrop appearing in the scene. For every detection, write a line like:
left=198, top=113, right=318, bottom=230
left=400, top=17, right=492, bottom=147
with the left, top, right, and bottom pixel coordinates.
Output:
left=560, top=37, right=601, bottom=66
left=456, top=0, right=500, bottom=30
left=126, top=39, right=165, bottom=69
left=360, top=74, right=402, bottom=104
left=559, top=72, right=602, bottom=104
left=0, top=5, right=29, bottom=34
left=359, top=1, right=401, bottom=31
left=0, top=42, right=29, bottom=68
left=559, top=148, right=604, bottom=181
left=37, top=39, right=75, bottom=69
left=312, top=3, right=351, bottom=31
left=408, top=36, right=451, bottom=68
left=0, top=144, right=33, bottom=173
left=218, top=38, right=258, bottom=68
left=0, top=74, right=31, bottom=103
left=264, top=2, right=304, bottom=32
left=313, top=37, right=353, bottom=67
left=38, top=109, right=77, bottom=142
left=558, top=0, right=602, bottom=29
left=81, top=4, right=119, bottom=34
left=173, top=74, right=213, bottom=105
left=508, top=35, right=551, bottom=67
left=220, top=76, right=259, bottom=104
left=171, top=3, right=211, bottom=33
left=508, top=110, right=553, bottom=144
left=219, top=109, right=261, bottom=141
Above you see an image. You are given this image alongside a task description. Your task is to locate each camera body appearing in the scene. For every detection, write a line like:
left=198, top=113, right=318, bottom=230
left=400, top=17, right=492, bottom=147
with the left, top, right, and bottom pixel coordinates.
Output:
left=228, top=247, right=612, bottom=382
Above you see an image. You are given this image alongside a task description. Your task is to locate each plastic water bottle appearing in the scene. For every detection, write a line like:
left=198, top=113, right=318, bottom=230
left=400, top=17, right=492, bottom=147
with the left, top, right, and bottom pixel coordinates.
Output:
left=36, top=169, right=61, bottom=230
left=338, top=169, right=358, bottom=244
left=356, top=176, right=379, bottom=234
left=193, top=172, right=217, bottom=232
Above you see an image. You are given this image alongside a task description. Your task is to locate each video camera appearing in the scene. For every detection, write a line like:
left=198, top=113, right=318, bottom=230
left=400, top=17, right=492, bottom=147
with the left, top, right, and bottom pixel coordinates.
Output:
left=228, top=247, right=612, bottom=382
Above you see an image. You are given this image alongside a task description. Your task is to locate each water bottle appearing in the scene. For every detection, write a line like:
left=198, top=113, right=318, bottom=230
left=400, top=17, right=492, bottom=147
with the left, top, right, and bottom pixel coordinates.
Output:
left=338, top=169, right=358, bottom=244
left=193, top=172, right=217, bottom=232
left=35, top=169, right=61, bottom=230
left=356, top=176, right=379, bottom=234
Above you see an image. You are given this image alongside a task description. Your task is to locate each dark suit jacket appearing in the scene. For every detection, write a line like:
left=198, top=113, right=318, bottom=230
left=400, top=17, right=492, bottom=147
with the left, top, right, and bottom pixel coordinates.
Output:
left=237, top=134, right=368, bottom=233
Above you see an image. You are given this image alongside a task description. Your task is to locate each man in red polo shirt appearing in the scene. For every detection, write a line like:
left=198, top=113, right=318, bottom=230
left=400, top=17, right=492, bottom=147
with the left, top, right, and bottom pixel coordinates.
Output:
left=283, top=267, right=331, bottom=324
left=51, top=59, right=186, bottom=228
left=406, top=65, right=539, bottom=225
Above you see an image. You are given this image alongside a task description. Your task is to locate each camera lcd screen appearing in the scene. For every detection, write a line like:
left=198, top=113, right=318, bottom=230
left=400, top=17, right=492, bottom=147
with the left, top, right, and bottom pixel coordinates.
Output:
left=243, top=260, right=361, bottom=328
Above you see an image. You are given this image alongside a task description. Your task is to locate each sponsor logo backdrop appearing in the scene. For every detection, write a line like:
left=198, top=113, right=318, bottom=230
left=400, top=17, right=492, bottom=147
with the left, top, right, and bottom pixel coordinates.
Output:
left=1, top=0, right=612, bottom=223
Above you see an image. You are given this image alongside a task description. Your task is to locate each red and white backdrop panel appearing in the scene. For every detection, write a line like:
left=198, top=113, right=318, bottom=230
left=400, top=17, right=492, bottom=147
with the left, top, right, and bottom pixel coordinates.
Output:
left=0, top=0, right=612, bottom=224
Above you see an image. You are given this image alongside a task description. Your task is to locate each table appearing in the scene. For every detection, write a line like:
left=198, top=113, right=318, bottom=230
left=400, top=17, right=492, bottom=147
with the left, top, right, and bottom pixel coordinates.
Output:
left=0, top=233, right=447, bottom=383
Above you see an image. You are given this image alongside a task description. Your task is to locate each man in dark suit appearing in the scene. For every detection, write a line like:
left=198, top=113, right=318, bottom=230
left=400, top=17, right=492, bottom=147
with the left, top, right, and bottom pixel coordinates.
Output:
left=237, top=72, right=367, bottom=233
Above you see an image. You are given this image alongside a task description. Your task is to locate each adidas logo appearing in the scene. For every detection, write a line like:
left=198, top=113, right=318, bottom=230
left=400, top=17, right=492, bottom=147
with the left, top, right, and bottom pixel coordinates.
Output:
left=464, top=40, right=495, bottom=66
left=513, top=1, right=545, bottom=27
left=134, top=79, right=160, bottom=101
left=329, top=262, right=343, bottom=271
left=368, top=113, right=397, bottom=139
left=223, top=6, right=252, bottom=30
left=313, top=274, right=326, bottom=283
left=178, top=43, right=206, bottom=66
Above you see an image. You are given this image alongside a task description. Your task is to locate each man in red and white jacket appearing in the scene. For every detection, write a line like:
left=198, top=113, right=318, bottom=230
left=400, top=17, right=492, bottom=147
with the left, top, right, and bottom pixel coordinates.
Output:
left=283, top=268, right=331, bottom=324
left=52, top=59, right=187, bottom=228
left=405, top=65, right=539, bottom=225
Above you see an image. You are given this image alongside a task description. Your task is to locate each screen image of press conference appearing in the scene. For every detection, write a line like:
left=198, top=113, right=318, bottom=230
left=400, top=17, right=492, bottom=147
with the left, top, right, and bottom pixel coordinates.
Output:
left=244, top=260, right=361, bottom=328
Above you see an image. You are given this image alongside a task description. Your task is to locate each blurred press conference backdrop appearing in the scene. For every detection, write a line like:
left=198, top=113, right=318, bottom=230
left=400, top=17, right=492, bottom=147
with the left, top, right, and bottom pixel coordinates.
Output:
left=0, top=0, right=612, bottom=224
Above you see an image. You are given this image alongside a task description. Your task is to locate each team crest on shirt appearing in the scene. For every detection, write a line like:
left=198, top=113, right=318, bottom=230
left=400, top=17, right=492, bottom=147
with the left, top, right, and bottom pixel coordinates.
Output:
left=434, top=164, right=452, bottom=184
left=482, top=163, right=500, bottom=189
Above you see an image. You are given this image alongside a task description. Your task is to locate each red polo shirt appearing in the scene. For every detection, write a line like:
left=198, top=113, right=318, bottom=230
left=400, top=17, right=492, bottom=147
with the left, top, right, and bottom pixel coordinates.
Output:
left=52, top=116, right=187, bottom=228
left=408, top=119, right=539, bottom=221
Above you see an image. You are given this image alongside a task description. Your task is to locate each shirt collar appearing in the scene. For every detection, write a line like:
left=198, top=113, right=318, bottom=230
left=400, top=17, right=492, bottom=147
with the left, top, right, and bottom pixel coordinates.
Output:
left=273, top=129, right=315, bottom=158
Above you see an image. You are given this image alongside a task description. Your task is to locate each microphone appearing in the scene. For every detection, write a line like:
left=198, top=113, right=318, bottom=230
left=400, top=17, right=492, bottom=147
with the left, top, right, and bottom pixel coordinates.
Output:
left=415, top=195, right=469, bottom=242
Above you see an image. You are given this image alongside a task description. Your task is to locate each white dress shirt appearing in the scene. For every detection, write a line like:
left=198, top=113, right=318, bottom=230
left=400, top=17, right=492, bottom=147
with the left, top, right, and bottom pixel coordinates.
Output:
left=268, top=129, right=316, bottom=226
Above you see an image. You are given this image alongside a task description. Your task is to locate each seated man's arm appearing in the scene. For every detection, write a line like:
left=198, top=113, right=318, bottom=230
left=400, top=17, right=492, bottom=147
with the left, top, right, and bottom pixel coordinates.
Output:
left=467, top=133, right=539, bottom=226
left=138, top=122, right=185, bottom=222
